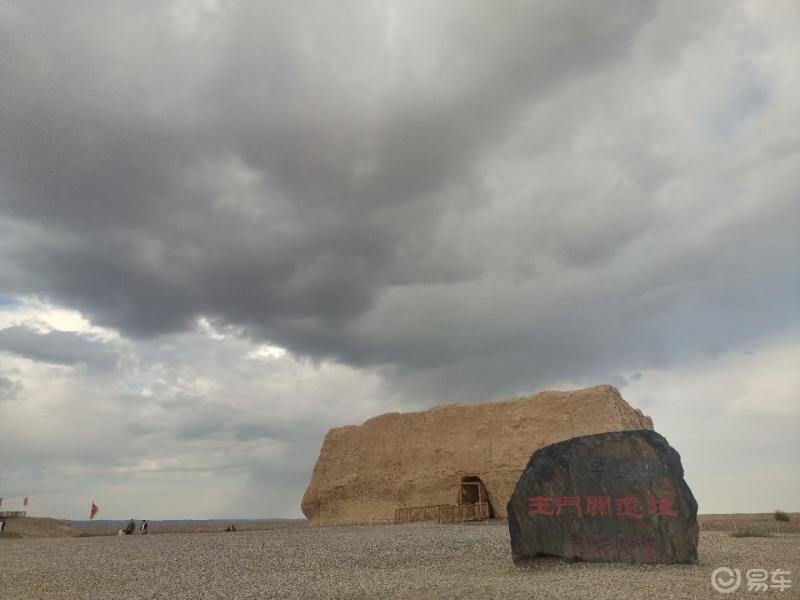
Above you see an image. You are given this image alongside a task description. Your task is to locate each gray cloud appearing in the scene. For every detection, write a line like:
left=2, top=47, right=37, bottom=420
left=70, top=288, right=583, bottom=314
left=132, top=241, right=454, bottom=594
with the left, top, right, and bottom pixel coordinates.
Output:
left=0, top=1, right=792, bottom=406
left=0, top=1, right=667, bottom=371
left=0, top=326, right=387, bottom=517
left=0, top=375, right=21, bottom=402
left=0, top=326, right=119, bottom=371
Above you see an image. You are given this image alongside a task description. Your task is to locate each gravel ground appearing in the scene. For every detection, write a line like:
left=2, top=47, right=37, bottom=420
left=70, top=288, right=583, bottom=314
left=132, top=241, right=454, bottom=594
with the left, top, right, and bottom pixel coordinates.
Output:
left=1, top=524, right=798, bottom=599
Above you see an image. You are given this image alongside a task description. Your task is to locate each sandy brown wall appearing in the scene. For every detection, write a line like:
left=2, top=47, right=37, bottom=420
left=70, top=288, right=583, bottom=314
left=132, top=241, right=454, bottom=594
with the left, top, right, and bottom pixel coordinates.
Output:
left=302, top=385, right=653, bottom=526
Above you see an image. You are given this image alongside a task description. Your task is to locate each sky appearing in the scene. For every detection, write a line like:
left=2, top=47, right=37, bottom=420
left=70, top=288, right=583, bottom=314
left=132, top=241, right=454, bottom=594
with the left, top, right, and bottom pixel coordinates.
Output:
left=0, top=0, right=798, bottom=520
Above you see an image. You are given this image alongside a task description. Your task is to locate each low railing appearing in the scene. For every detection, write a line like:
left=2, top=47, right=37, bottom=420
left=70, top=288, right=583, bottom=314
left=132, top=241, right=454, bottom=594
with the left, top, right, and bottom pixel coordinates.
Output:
left=0, top=511, right=26, bottom=518
left=394, top=503, right=490, bottom=524
left=394, top=504, right=451, bottom=524
left=439, top=502, right=491, bottom=523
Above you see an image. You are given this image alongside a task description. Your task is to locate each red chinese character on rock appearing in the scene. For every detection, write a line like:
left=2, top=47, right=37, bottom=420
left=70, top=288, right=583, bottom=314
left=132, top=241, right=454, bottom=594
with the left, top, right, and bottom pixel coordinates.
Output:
left=582, top=535, right=599, bottom=559
left=641, top=539, right=657, bottom=561
left=597, top=536, right=616, bottom=560
left=629, top=537, right=642, bottom=559
left=527, top=496, right=554, bottom=516
left=585, top=496, right=612, bottom=516
left=615, top=536, right=632, bottom=561
left=555, top=496, right=583, bottom=517
left=630, top=538, right=657, bottom=561
left=614, top=496, right=644, bottom=520
left=571, top=535, right=584, bottom=558
left=646, top=496, right=678, bottom=517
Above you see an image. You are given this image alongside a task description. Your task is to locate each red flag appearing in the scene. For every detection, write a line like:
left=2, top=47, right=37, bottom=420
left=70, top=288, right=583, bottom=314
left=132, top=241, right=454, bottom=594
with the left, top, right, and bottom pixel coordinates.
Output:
left=89, top=502, right=99, bottom=520
left=23, top=497, right=29, bottom=507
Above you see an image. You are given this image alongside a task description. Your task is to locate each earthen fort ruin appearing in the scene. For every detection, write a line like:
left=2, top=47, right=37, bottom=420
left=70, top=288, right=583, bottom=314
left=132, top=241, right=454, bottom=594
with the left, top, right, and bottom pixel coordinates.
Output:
left=302, top=385, right=653, bottom=526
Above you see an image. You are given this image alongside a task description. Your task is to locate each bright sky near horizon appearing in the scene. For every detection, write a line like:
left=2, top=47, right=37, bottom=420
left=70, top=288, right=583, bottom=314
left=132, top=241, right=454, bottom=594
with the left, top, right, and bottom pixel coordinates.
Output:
left=0, top=0, right=798, bottom=520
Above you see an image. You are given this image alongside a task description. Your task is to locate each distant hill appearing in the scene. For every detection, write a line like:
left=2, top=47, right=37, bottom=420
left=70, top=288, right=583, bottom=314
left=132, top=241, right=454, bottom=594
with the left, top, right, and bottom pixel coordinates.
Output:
left=64, top=518, right=305, bottom=528
left=0, top=517, right=307, bottom=539
left=1, top=517, right=77, bottom=538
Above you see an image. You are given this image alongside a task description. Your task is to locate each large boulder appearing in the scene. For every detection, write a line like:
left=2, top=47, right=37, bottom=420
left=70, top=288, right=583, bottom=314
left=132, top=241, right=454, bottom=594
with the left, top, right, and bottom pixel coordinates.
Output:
left=507, top=430, right=698, bottom=564
left=303, top=385, right=653, bottom=526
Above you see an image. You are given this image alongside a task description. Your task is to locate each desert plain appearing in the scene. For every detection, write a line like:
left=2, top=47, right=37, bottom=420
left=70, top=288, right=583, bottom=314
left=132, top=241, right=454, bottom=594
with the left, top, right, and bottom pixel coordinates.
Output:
left=1, top=515, right=798, bottom=599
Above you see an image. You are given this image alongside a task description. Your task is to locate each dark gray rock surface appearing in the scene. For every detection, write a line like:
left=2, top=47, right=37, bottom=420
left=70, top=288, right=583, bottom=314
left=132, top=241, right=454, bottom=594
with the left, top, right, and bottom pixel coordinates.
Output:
left=508, top=430, right=698, bottom=564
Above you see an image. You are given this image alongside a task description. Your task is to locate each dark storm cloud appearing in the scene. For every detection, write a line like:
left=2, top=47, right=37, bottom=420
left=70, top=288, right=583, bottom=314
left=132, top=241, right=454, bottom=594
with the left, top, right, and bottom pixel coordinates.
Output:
left=0, top=325, right=119, bottom=371
left=0, top=1, right=655, bottom=334
left=1, top=0, right=798, bottom=405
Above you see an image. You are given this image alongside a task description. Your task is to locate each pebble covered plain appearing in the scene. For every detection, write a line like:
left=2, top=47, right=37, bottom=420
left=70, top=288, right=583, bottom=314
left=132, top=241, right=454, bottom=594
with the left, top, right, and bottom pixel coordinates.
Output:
left=2, top=523, right=798, bottom=599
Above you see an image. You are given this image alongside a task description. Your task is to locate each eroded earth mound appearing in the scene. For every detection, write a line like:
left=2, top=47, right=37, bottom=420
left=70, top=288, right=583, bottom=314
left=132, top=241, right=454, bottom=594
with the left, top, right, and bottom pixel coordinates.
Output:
left=303, top=385, right=653, bottom=526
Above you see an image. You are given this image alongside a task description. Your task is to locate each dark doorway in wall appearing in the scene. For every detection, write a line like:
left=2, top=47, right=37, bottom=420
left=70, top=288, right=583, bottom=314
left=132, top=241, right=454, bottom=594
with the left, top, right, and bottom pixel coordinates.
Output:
left=459, top=476, right=494, bottom=518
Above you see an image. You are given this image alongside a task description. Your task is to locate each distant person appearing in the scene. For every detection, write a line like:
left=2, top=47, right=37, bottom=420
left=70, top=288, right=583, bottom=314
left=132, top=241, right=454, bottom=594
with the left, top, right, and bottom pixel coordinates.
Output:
left=140, top=520, right=148, bottom=534
left=124, top=518, right=135, bottom=535
left=0, top=518, right=5, bottom=533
